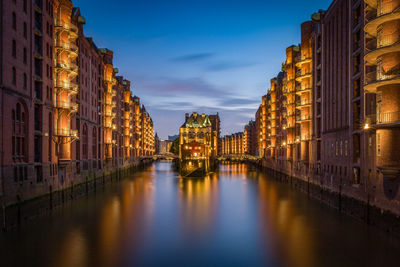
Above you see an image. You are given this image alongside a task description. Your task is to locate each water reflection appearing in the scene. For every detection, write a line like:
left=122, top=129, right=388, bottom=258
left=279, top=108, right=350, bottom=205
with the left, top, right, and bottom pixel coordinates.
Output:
left=258, top=176, right=315, bottom=267
left=178, top=174, right=219, bottom=237
left=55, top=229, right=87, bottom=267
left=0, top=162, right=399, bottom=267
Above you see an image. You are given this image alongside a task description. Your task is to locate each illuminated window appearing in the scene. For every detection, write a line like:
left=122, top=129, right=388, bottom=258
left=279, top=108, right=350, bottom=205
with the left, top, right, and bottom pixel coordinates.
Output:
left=340, top=141, right=343, bottom=156
left=336, top=141, right=338, bottom=156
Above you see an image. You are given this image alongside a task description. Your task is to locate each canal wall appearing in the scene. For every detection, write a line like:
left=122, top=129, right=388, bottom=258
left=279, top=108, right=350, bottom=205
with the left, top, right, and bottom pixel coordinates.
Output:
left=0, top=159, right=153, bottom=230
left=246, top=160, right=400, bottom=238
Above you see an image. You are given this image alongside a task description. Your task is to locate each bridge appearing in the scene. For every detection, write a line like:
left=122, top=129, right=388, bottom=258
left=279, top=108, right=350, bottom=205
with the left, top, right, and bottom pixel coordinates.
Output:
left=217, top=154, right=261, bottom=162
left=140, top=154, right=259, bottom=163
left=140, top=154, right=178, bottom=161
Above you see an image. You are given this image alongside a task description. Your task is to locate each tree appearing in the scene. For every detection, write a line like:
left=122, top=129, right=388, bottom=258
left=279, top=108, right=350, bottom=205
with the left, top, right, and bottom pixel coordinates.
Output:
left=170, top=137, right=179, bottom=155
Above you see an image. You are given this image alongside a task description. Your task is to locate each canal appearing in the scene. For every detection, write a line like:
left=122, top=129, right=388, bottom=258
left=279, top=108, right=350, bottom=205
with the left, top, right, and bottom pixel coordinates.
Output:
left=0, top=162, right=399, bottom=267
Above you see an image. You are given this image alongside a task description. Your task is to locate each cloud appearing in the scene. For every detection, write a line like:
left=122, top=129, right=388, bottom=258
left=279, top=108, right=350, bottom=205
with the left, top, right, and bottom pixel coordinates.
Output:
left=128, top=75, right=260, bottom=138
left=205, top=61, right=259, bottom=71
left=132, top=76, right=225, bottom=97
left=170, top=53, right=215, bottom=63
left=219, top=97, right=259, bottom=106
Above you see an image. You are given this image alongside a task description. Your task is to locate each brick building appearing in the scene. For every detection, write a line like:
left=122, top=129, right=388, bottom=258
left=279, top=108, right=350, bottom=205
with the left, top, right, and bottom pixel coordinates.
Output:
left=0, top=0, right=155, bottom=206
left=221, top=132, right=244, bottom=155
left=257, top=0, right=400, bottom=215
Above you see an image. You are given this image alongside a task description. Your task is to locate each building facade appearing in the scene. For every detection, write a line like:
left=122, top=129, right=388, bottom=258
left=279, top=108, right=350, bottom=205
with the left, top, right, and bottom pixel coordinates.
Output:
left=159, top=140, right=172, bottom=154
left=221, top=132, right=244, bottom=155
left=256, top=0, right=400, bottom=215
left=0, top=0, right=155, bottom=207
left=209, top=114, right=221, bottom=157
left=179, top=112, right=213, bottom=160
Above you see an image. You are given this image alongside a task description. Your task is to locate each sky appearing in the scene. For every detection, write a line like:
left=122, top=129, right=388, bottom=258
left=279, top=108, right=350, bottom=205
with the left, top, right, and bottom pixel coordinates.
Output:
left=77, top=0, right=332, bottom=139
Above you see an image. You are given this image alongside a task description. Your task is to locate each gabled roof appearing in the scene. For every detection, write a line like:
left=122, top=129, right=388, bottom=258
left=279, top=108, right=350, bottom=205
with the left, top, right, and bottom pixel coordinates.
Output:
left=182, top=112, right=212, bottom=128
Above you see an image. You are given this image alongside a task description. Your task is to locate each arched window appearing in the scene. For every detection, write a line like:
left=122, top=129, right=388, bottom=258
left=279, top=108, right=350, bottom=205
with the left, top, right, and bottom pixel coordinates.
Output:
left=82, top=124, right=88, bottom=159
left=12, top=102, right=27, bottom=162
left=92, top=127, right=97, bottom=159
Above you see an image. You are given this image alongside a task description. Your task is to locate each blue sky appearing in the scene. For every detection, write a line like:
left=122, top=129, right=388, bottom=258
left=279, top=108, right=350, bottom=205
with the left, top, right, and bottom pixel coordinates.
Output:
left=77, top=0, right=332, bottom=139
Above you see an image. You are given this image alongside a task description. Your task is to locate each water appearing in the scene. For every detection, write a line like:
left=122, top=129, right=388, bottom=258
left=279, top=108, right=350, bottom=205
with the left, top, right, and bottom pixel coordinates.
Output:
left=0, top=162, right=399, bottom=267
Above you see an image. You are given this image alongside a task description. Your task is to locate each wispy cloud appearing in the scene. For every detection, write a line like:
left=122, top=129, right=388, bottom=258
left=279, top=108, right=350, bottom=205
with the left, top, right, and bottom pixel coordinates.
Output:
left=219, top=97, right=259, bottom=106
left=132, top=76, right=225, bottom=97
left=129, top=75, right=259, bottom=138
left=170, top=53, right=215, bottom=63
left=205, top=61, right=259, bottom=71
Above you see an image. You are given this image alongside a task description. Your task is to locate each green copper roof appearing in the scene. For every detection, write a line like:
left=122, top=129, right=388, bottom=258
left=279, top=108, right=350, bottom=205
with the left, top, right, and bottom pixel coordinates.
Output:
left=183, top=112, right=212, bottom=128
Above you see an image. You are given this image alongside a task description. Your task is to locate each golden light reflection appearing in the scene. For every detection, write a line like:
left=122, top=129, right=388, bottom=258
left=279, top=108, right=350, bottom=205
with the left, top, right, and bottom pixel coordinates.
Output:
left=258, top=176, right=315, bottom=267
left=178, top=173, right=219, bottom=236
left=56, top=229, right=87, bottom=267
left=96, top=168, right=155, bottom=266
left=99, top=196, right=121, bottom=266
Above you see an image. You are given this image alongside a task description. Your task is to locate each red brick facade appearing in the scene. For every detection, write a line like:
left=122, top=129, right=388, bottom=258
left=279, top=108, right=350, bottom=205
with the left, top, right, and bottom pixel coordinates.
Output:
left=0, top=0, right=155, bottom=206
left=259, top=0, right=400, bottom=215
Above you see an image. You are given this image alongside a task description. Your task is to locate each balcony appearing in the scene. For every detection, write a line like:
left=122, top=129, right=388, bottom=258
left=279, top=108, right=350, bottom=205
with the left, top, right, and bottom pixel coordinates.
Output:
left=69, top=62, right=78, bottom=74
left=54, top=41, right=78, bottom=56
left=364, top=67, right=400, bottom=92
left=54, top=20, right=78, bottom=38
left=364, top=6, right=400, bottom=36
left=105, top=122, right=117, bottom=130
left=284, top=101, right=296, bottom=107
left=286, top=112, right=295, bottom=117
left=365, top=37, right=400, bottom=65
left=296, top=100, right=312, bottom=108
left=105, top=111, right=116, bottom=118
left=295, top=86, right=312, bottom=94
left=104, top=100, right=117, bottom=108
left=105, top=77, right=117, bottom=85
left=296, top=115, right=312, bottom=122
left=105, top=138, right=114, bottom=145
left=295, top=71, right=312, bottom=81
left=295, top=55, right=312, bottom=67
left=286, top=123, right=295, bottom=129
left=54, top=81, right=78, bottom=94
left=106, top=87, right=116, bottom=96
left=366, top=111, right=400, bottom=127
left=54, top=61, right=78, bottom=76
left=364, top=0, right=377, bottom=9
left=54, top=128, right=78, bottom=137
left=56, top=100, right=78, bottom=113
